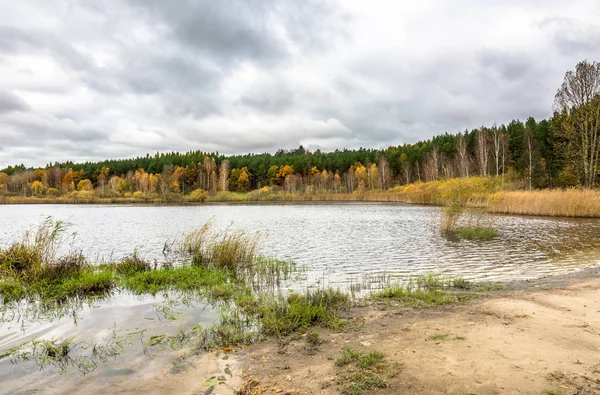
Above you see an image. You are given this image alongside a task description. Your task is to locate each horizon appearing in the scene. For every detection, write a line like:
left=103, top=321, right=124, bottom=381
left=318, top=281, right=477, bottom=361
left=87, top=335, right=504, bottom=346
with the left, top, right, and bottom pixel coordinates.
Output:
left=1, top=1, right=599, bottom=169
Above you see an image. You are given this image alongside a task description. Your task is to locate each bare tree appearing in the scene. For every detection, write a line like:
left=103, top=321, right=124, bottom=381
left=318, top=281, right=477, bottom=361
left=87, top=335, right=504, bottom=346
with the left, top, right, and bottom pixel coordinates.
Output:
left=490, top=123, right=503, bottom=176
left=475, top=128, right=490, bottom=177
left=456, top=133, right=470, bottom=177
left=345, top=167, right=355, bottom=192
left=501, top=133, right=508, bottom=185
left=378, top=156, right=391, bottom=190
left=203, top=156, right=216, bottom=192
left=423, top=146, right=441, bottom=182
left=523, top=128, right=538, bottom=190
left=402, top=160, right=411, bottom=184
left=554, top=60, right=600, bottom=187
left=218, top=160, right=230, bottom=192
left=428, top=145, right=440, bottom=181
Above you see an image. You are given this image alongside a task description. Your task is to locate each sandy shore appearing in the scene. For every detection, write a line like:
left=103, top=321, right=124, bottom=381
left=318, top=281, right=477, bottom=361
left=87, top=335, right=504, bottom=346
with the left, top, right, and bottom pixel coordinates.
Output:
left=54, top=267, right=600, bottom=395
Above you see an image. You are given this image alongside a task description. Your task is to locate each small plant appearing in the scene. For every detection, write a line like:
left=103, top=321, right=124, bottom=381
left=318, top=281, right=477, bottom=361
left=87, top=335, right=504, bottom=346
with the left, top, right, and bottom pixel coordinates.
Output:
left=306, top=331, right=320, bottom=345
left=428, top=333, right=448, bottom=341
left=114, top=252, right=152, bottom=276
left=334, top=348, right=398, bottom=395
left=336, top=348, right=360, bottom=366
left=450, top=277, right=471, bottom=289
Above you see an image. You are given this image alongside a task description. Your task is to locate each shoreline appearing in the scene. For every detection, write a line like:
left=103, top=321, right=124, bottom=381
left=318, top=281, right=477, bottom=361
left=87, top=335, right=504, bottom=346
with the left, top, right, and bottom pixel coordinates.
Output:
left=1, top=198, right=600, bottom=221
left=55, top=265, right=600, bottom=395
left=225, top=266, right=600, bottom=394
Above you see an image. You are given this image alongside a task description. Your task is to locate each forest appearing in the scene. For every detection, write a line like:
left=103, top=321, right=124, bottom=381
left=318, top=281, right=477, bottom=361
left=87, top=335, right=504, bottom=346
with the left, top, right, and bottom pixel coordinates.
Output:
left=1, top=60, right=599, bottom=201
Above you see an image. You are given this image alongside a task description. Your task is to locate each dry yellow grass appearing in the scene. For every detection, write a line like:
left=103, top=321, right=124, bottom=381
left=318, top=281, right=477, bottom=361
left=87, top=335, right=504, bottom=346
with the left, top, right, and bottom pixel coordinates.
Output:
left=488, top=189, right=600, bottom=217
left=2, top=177, right=599, bottom=218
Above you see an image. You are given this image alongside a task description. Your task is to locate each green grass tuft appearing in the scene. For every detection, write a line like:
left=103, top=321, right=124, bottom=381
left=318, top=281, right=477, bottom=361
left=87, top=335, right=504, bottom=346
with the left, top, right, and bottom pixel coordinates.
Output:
left=453, top=226, right=499, bottom=240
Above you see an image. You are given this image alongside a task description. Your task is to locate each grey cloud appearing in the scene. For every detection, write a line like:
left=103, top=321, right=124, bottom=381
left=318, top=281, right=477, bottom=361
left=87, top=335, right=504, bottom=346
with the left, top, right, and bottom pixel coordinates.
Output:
left=129, top=0, right=347, bottom=67
left=0, top=89, right=29, bottom=114
left=129, top=0, right=287, bottom=66
left=0, top=0, right=596, bottom=168
left=540, top=16, right=600, bottom=59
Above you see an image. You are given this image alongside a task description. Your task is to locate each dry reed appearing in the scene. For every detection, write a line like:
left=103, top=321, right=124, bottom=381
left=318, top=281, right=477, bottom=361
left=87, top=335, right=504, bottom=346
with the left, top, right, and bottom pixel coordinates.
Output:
left=488, top=189, right=600, bottom=217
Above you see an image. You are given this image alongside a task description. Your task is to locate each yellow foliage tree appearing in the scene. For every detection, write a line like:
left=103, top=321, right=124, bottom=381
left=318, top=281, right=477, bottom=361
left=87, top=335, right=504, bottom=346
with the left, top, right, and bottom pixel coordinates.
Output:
left=354, top=162, right=367, bottom=185
left=31, top=181, right=44, bottom=196
left=276, top=165, right=294, bottom=185
left=77, top=179, right=93, bottom=191
left=0, top=172, right=8, bottom=192
left=237, top=167, right=251, bottom=192
left=149, top=174, right=158, bottom=194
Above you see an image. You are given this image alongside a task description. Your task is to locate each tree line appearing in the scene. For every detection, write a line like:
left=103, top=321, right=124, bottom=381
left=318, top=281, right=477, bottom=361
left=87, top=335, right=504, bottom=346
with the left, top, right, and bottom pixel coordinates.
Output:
left=1, top=60, right=599, bottom=199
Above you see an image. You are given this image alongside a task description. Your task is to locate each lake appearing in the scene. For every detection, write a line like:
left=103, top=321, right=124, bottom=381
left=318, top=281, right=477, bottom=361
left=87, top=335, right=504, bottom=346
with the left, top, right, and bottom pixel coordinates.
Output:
left=1, top=203, right=599, bottom=283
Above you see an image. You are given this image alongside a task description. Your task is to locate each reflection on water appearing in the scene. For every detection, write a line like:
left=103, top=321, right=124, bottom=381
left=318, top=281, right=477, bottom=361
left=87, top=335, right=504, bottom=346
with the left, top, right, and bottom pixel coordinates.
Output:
left=0, top=203, right=599, bottom=392
left=0, top=292, right=215, bottom=394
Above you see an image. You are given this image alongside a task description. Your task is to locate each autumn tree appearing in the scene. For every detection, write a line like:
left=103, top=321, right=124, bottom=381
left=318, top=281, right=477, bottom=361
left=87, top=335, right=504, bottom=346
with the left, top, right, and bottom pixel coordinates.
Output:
left=554, top=60, right=600, bottom=187
left=61, top=170, right=75, bottom=192
left=31, top=181, right=44, bottom=196
left=276, top=165, right=294, bottom=185
left=77, top=179, right=93, bottom=191
left=237, top=167, right=251, bottom=192
left=171, top=166, right=186, bottom=194
left=267, top=165, right=279, bottom=186
left=0, top=172, right=8, bottom=193
left=353, top=162, right=367, bottom=192
left=149, top=174, right=158, bottom=194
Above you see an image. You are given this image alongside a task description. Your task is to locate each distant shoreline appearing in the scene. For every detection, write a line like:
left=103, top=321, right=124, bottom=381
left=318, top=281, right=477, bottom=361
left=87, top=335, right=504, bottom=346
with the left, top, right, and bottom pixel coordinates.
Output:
left=1, top=180, right=599, bottom=218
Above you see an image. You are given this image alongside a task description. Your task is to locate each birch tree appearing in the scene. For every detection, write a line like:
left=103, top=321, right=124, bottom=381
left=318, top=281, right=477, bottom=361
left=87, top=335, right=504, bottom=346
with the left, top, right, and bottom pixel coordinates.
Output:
left=554, top=60, right=600, bottom=187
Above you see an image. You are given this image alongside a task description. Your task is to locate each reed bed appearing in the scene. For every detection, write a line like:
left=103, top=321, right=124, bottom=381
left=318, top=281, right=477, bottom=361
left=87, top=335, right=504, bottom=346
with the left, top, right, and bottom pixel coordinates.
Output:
left=488, top=189, right=600, bottom=218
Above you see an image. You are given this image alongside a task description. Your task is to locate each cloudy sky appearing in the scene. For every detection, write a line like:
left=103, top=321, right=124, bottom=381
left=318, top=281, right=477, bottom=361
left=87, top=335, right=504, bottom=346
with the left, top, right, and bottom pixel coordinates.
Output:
left=1, top=0, right=599, bottom=168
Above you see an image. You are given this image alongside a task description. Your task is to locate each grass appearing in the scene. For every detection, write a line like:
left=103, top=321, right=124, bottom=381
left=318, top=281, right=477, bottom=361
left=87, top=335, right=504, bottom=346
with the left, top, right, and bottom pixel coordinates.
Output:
left=181, top=221, right=261, bottom=271
left=334, top=348, right=399, bottom=395
left=259, top=288, right=350, bottom=337
left=428, top=333, right=448, bottom=341
left=373, top=274, right=477, bottom=307
left=488, top=188, right=600, bottom=217
left=452, top=226, right=499, bottom=240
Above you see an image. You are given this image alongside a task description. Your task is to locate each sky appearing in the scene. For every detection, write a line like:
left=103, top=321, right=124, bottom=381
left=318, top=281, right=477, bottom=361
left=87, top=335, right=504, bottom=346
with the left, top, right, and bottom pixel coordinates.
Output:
left=1, top=0, right=599, bottom=169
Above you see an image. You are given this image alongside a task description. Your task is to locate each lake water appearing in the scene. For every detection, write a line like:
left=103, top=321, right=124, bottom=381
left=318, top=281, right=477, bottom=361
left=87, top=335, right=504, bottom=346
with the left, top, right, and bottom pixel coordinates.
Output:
left=1, top=203, right=599, bottom=283
left=1, top=203, right=599, bottom=393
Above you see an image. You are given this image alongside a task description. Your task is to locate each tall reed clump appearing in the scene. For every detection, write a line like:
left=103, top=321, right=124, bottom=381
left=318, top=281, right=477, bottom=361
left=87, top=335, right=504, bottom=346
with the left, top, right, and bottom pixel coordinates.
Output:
left=488, top=189, right=600, bottom=217
left=436, top=178, right=500, bottom=239
left=181, top=222, right=261, bottom=271
left=0, top=217, right=114, bottom=302
left=0, top=218, right=73, bottom=281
